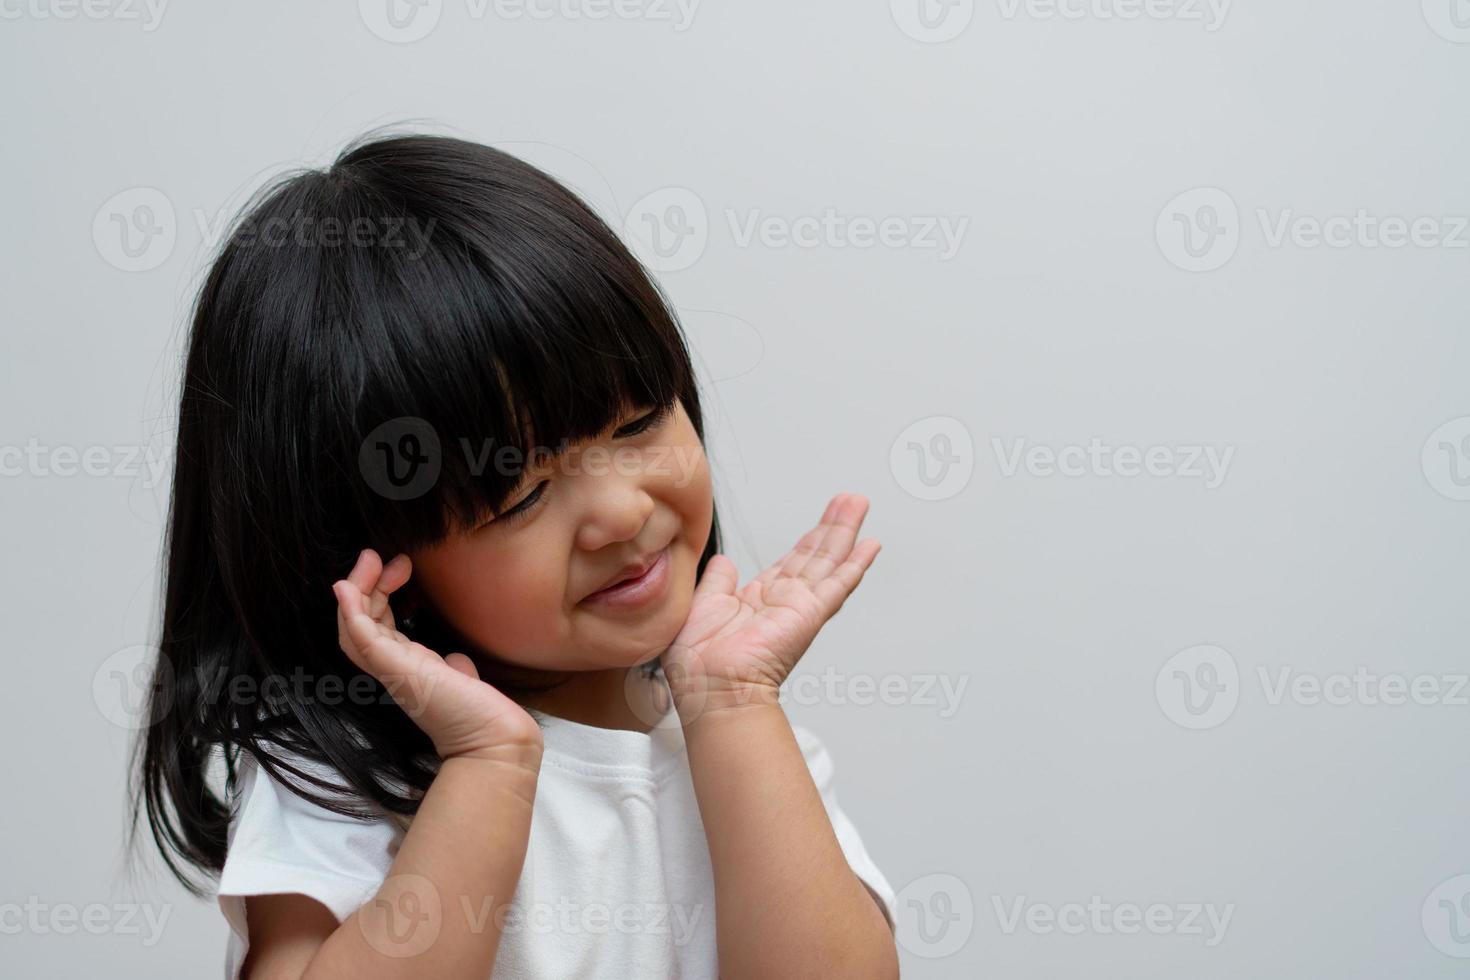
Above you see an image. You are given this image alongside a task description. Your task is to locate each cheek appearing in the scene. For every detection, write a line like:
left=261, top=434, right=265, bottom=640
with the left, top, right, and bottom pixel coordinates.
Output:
left=423, top=540, right=569, bottom=653
left=669, top=442, right=713, bottom=540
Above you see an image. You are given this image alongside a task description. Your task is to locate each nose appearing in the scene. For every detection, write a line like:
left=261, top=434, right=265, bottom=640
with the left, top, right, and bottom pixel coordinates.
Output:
left=573, top=469, right=656, bottom=553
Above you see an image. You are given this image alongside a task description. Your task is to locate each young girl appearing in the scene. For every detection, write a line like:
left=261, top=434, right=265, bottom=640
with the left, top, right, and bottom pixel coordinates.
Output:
left=131, top=131, right=898, bottom=979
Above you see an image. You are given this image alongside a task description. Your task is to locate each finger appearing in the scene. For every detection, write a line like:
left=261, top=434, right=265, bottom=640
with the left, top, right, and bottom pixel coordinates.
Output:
left=364, top=554, right=411, bottom=622
left=787, top=494, right=869, bottom=585
left=379, top=553, right=412, bottom=594
left=345, top=549, right=384, bottom=611
left=693, top=554, right=739, bottom=600
left=763, top=495, right=850, bottom=585
left=747, top=497, right=842, bottom=588
left=332, top=580, right=373, bottom=670
left=444, top=652, right=479, bottom=680
left=811, top=537, right=881, bottom=616
left=750, top=539, right=806, bottom=590
left=339, top=584, right=423, bottom=680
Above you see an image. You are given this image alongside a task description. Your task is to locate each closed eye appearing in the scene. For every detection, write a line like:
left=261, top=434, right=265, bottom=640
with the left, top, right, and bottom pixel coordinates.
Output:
left=481, top=404, right=673, bottom=529
left=615, top=403, right=674, bottom=439
left=492, top=480, right=548, bottom=525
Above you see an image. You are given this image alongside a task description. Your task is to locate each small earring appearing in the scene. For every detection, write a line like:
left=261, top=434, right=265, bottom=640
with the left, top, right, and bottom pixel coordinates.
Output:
left=399, top=613, right=417, bottom=633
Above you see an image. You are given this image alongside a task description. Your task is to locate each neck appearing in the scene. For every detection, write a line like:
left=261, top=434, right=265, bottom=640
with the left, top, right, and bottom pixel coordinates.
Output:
left=520, top=662, right=667, bottom=733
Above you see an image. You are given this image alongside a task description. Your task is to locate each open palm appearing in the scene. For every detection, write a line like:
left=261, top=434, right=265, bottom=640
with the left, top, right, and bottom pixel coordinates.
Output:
left=662, top=494, right=881, bottom=711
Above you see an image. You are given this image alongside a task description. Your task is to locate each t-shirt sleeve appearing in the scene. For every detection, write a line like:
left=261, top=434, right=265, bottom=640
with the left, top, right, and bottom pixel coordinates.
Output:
left=791, top=724, right=898, bottom=934
left=215, top=748, right=400, bottom=977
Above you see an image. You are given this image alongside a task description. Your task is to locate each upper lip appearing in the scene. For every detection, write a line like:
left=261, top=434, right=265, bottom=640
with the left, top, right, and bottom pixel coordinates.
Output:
left=585, top=550, right=663, bottom=599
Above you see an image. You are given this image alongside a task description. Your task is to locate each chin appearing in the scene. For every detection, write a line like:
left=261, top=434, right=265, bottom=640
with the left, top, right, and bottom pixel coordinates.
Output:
left=598, top=595, right=692, bottom=670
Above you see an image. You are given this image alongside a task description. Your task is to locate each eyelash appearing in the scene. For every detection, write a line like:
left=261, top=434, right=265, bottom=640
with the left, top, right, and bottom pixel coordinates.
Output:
left=496, top=480, right=548, bottom=524
left=616, top=402, right=674, bottom=438
left=488, top=403, right=673, bottom=527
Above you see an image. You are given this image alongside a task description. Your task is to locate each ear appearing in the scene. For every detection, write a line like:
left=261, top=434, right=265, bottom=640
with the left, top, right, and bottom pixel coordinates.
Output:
left=393, top=579, right=427, bottom=627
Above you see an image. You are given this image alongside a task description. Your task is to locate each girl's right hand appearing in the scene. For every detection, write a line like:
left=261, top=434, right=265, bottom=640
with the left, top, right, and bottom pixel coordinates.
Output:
left=332, top=548, right=543, bottom=769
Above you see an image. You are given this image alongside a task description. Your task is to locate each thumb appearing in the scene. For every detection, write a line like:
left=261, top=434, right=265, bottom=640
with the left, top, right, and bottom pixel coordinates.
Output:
left=443, top=652, right=480, bottom=680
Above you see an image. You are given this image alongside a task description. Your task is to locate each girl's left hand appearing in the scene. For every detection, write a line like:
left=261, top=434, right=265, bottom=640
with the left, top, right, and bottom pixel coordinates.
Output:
left=661, top=493, right=881, bottom=719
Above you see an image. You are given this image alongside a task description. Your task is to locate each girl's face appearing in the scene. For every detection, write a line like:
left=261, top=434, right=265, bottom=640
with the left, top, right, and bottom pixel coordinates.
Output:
left=408, top=398, right=714, bottom=672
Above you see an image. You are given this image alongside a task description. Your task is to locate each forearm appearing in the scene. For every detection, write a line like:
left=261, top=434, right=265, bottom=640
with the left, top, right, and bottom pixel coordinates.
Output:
left=681, top=699, right=897, bottom=980
left=302, top=752, right=541, bottom=980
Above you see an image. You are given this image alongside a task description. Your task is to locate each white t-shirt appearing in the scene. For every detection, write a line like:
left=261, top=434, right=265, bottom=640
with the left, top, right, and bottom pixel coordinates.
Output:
left=216, top=706, right=897, bottom=979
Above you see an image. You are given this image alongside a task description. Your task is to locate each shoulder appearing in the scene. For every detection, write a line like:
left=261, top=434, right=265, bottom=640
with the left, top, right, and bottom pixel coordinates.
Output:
left=217, top=744, right=402, bottom=925
left=226, top=742, right=389, bottom=829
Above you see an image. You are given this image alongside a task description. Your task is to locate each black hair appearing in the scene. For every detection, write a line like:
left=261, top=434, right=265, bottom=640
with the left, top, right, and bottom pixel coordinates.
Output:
left=128, top=130, right=722, bottom=897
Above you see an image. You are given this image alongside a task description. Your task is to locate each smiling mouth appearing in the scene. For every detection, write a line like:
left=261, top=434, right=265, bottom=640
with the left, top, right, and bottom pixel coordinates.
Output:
left=579, top=547, right=672, bottom=610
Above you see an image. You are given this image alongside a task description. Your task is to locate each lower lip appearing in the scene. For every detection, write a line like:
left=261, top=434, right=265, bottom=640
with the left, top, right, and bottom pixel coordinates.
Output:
left=581, top=548, right=671, bottom=611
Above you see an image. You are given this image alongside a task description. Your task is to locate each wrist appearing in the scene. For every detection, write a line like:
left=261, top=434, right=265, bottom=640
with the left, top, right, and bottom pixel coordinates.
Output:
left=435, top=752, right=542, bottom=811
left=441, top=741, right=544, bottom=776
left=672, top=680, right=784, bottom=726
